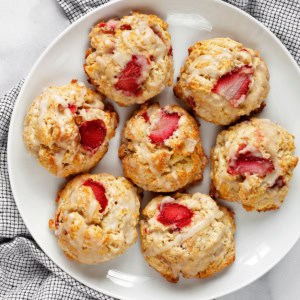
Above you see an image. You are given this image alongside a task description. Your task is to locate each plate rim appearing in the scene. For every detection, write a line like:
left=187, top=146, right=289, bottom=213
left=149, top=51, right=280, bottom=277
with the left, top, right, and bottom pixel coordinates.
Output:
left=7, top=0, right=300, bottom=299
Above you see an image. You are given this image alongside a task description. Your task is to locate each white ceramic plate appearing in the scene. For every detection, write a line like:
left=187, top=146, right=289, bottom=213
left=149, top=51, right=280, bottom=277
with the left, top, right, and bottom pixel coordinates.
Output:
left=8, top=0, right=300, bottom=299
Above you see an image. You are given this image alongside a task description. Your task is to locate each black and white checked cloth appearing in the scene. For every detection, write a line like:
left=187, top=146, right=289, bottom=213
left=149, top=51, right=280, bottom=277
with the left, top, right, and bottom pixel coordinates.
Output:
left=0, top=0, right=299, bottom=299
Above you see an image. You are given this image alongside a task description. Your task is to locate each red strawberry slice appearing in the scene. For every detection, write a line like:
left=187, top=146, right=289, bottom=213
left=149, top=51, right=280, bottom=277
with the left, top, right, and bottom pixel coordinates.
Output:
left=115, top=55, right=149, bottom=96
left=120, top=24, right=132, bottom=30
left=83, top=179, right=108, bottom=213
left=157, top=202, right=194, bottom=229
left=140, top=111, right=149, bottom=122
left=270, top=176, right=286, bottom=189
left=212, top=66, right=254, bottom=107
left=228, top=144, right=274, bottom=177
left=79, top=119, right=106, bottom=151
left=149, top=110, right=180, bottom=144
left=68, top=104, right=77, bottom=114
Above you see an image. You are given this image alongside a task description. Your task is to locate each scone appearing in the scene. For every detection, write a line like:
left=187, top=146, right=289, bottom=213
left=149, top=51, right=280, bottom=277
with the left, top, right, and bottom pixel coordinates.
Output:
left=23, top=80, right=118, bottom=177
left=119, top=103, right=207, bottom=192
left=49, top=173, right=141, bottom=264
left=211, top=118, right=298, bottom=211
left=140, top=193, right=235, bottom=283
left=174, top=38, right=270, bottom=125
left=84, top=12, right=173, bottom=106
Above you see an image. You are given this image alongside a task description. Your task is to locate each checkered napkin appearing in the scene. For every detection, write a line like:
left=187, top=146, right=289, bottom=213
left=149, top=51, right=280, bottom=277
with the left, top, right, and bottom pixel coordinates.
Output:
left=0, top=0, right=299, bottom=299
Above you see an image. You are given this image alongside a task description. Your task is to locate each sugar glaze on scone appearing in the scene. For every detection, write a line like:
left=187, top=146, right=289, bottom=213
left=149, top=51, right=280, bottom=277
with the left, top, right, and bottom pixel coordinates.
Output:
left=174, top=38, right=270, bottom=125
left=140, top=193, right=235, bottom=283
left=49, top=173, right=140, bottom=264
left=211, top=118, right=298, bottom=211
left=23, top=80, right=118, bottom=177
left=85, top=12, right=173, bottom=106
left=119, top=103, right=207, bottom=192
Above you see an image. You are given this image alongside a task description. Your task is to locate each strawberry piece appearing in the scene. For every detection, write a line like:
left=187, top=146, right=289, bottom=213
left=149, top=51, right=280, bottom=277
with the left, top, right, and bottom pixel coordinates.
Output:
left=270, top=176, right=286, bottom=189
left=149, top=110, right=180, bottom=144
left=212, top=66, right=254, bottom=107
left=185, top=96, right=196, bottom=108
left=140, top=111, right=149, bottom=122
left=157, top=202, right=193, bottom=229
left=83, top=179, right=108, bottom=213
left=55, top=212, right=60, bottom=228
left=120, top=24, right=131, bottom=30
left=228, top=144, right=274, bottom=177
left=68, top=104, right=77, bottom=113
left=115, top=55, right=149, bottom=96
left=79, top=119, right=106, bottom=151
left=98, top=22, right=106, bottom=28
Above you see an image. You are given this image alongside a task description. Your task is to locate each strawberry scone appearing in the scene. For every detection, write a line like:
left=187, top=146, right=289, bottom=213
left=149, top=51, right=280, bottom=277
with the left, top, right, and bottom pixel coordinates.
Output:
left=140, top=193, right=235, bottom=283
left=84, top=12, right=173, bottom=106
left=211, top=118, right=298, bottom=211
left=119, top=103, right=207, bottom=192
left=173, top=38, right=270, bottom=125
left=49, top=173, right=141, bottom=264
left=23, top=80, right=118, bottom=177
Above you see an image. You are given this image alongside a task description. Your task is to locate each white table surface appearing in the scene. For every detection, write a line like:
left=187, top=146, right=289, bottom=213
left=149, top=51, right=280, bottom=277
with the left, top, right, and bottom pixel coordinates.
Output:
left=0, top=0, right=299, bottom=299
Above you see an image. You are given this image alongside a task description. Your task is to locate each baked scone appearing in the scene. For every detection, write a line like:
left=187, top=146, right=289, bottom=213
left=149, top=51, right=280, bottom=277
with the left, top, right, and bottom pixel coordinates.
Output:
left=173, top=38, right=270, bottom=125
left=49, top=173, right=140, bottom=264
left=140, top=193, right=235, bottom=283
left=119, top=103, right=207, bottom=192
left=84, top=12, right=173, bottom=106
left=211, top=118, right=298, bottom=211
left=23, top=80, right=118, bottom=177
